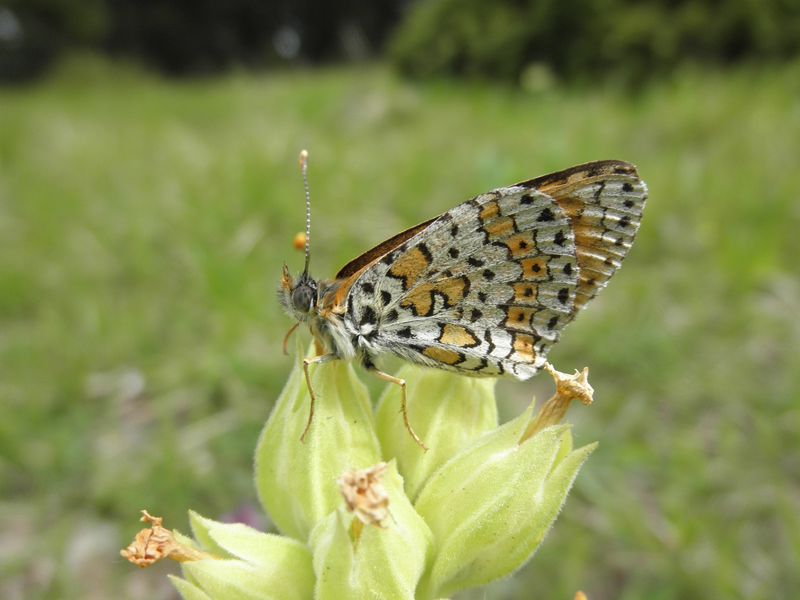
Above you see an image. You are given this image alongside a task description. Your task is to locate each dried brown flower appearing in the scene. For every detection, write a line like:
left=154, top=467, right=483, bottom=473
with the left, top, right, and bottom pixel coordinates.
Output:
left=120, top=510, right=212, bottom=568
left=522, top=363, right=594, bottom=442
left=338, top=462, right=390, bottom=527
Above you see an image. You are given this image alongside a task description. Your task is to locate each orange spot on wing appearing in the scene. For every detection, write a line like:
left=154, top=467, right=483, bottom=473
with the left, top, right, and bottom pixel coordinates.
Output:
left=521, top=257, right=549, bottom=280
left=512, top=332, right=537, bottom=363
left=505, top=306, right=535, bottom=330
left=400, top=283, right=434, bottom=316
left=436, top=277, right=468, bottom=304
left=388, top=247, right=431, bottom=289
left=484, top=217, right=515, bottom=239
left=399, top=276, right=469, bottom=317
left=423, top=346, right=463, bottom=365
left=504, top=232, right=536, bottom=258
left=439, top=324, right=479, bottom=348
left=513, top=282, right=538, bottom=304
left=480, top=201, right=500, bottom=222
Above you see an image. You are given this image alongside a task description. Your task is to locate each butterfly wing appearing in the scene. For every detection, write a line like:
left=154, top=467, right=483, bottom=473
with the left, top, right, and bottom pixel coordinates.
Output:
left=340, top=160, right=647, bottom=380
left=521, top=160, right=647, bottom=312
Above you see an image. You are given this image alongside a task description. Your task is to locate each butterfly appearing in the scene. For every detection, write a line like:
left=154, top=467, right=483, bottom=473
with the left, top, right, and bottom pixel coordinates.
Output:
left=279, top=151, right=647, bottom=449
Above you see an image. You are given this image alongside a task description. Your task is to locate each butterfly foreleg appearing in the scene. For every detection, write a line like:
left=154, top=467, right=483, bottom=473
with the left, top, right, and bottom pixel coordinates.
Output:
left=282, top=323, right=300, bottom=355
left=301, top=353, right=337, bottom=443
left=366, top=366, right=428, bottom=452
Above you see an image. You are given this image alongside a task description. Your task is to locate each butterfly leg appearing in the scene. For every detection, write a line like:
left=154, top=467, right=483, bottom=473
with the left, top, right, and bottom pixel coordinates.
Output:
left=368, top=368, right=428, bottom=452
left=301, top=353, right=336, bottom=443
left=282, top=322, right=300, bottom=355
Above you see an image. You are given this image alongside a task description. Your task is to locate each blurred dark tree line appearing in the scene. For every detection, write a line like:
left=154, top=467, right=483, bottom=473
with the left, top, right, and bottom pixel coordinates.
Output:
left=390, top=0, right=800, bottom=84
left=1, top=0, right=799, bottom=83
left=0, top=0, right=403, bottom=82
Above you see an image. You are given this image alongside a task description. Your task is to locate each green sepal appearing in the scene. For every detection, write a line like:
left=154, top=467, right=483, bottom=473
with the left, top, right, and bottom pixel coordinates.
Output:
left=414, top=403, right=596, bottom=599
left=188, top=511, right=231, bottom=558
left=375, top=364, right=498, bottom=500
left=181, top=559, right=290, bottom=600
left=179, top=512, right=314, bottom=600
left=170, top=574, right=214, bottom=600
left=254, top=342, right=382, bottom=541
left=310, top=461, right=432, bottom=600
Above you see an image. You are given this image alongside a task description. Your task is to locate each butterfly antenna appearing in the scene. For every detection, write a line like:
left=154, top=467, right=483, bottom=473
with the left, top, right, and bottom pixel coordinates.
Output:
left=299, top=149, right=312, bottom=276
left=300, top=150, right=311, bottom=275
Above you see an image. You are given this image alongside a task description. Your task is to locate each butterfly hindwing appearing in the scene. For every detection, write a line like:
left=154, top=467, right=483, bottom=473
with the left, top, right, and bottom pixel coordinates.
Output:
left=340, top=160, right=646, bottom=380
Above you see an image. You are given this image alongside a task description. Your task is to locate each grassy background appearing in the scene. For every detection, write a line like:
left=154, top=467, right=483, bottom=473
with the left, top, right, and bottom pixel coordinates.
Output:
left=1, top=57, right=799, bottom=599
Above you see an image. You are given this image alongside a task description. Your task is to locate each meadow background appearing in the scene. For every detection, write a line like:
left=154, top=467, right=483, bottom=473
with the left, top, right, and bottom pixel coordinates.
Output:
left=1, top=2, right=799, bottom=599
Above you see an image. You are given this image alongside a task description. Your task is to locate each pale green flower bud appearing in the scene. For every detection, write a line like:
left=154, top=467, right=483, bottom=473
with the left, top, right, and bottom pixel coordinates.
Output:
left=126, top=348, right=597, bottom=600
left=375, top=364, right=498, bottom=499
left=254, top=344, right=382, bottom=541
left=413, top=406, right=596, bottom=599
left=310, top=461, right=433, bottom=600
left=171, top=512, right=313, bottom=600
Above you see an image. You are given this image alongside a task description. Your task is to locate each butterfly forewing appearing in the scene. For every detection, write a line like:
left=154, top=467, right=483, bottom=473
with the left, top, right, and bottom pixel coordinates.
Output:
left=332, top=160, right=646, bottom=380
left=527, top=160, right=647, bottom=312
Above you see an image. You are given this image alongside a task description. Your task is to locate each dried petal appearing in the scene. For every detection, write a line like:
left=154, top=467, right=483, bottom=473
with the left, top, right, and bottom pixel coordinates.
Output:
left=338, top=462, right=390, bottom=527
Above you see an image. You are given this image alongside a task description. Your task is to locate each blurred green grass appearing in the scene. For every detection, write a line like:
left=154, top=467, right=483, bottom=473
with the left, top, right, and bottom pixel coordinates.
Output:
left=1, top=57, right=799, bottom=599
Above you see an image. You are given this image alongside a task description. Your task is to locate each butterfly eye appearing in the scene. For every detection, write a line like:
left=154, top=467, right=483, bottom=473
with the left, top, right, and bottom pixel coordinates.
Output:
left=291, top=283, right=316, bottom=313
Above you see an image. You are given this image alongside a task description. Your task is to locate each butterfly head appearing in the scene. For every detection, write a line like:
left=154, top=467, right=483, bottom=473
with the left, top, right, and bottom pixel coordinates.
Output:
left=279, top=264, right=318, bottom=321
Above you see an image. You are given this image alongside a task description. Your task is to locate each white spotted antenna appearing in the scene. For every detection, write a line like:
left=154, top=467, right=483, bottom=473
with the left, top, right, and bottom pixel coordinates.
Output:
left=299, top=149, right=312, bottom=276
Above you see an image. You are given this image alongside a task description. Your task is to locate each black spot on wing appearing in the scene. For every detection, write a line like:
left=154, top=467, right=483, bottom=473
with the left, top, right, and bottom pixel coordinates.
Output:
left=360, top=306, right=377, bottom=326
left=537, top=207, right=555, bottom=222
left=418, top=242, right=433, bottom=263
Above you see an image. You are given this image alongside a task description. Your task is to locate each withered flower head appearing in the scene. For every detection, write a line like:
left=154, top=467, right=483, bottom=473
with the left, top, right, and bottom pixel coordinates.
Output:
left=120, top=510, right=212, bottom=568
left=337, top=462, right=390, bottom=527
left=522, top=363, right=594, bottom=442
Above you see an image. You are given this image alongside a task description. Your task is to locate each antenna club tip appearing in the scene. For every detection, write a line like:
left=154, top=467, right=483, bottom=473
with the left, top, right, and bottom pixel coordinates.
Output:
left=298, top=149, right=309, bottom=168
